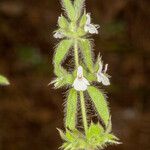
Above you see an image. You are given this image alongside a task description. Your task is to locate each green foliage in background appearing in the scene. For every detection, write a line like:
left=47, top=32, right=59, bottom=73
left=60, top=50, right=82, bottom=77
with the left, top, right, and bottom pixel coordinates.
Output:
left=0, top=75, right=9, bottom=86
left=51, top=0, right=121, bottom=149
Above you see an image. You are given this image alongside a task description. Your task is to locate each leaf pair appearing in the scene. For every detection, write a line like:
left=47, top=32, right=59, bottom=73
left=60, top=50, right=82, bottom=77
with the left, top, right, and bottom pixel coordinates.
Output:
left=61, top=0, right=85, bottom=21
left=65, top=86, right=110, bottom=130
left=58, top=122, right=120, bottom=150
left=54, top=37, right=94, bottom=78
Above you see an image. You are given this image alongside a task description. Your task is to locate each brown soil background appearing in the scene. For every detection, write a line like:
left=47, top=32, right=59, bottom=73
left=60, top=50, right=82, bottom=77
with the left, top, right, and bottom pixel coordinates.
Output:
left=0, top=0, right=150, bottom=150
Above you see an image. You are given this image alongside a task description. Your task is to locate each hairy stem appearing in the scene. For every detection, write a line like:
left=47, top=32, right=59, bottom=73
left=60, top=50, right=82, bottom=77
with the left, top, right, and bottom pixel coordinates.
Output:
left=80, top=91, right=88, bottom=135
left=74, top=40, right=79, bottom=68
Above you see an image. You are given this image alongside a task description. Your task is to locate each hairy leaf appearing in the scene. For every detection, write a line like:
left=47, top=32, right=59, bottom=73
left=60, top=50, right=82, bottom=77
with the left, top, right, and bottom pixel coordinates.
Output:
left=0, top=75, right=9, bottom=86
left=74, top=0, right=85, bottom=20
left=61, top=0, right=76, bottom=21
left=88, top=86, right=110, bottom=127
left=54, top=39, right=73, bottom=76
left=79, top=39, right=94, bottom=73
left=87, top=122, right=104, bottom=139
left=65, top=88, right=78, bottom=130
left=51, top=73, right=74, bottom=89
left=94, top=53, right=101, bottom=72
left=59, top=127, right=120, bottom=150
left=105, top=116, right=112, bottom=133
left=79, top=11, right=87, bottom=27
left=58, top=15, right=69, bottom=29
left=60, top=129, right=86, bottom=150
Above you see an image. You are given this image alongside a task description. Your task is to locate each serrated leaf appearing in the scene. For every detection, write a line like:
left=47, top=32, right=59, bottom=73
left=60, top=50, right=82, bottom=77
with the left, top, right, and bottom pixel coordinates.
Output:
left=58, top=15, right=69, bottom=29
left=87, top=86, right=110, bottom=127
left=65, top=89, right=78, bottom=130
left=54, top=39, right=73, bottom=76
left=79, top=39, right=94, bottom=73
left=0, top=75, right=10, bottom=86
left=74, top=0, right=85, bottom=20
left=61, top=0, right=76, bottom=21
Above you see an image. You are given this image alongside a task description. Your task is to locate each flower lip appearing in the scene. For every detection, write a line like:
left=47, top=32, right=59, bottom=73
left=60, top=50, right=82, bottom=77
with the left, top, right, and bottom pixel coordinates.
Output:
left=104, top=64, right=108, bottom=73
left=53, top=31, right=64, bottom=39
left=98, top=62, right=108, bottom=73
left=97, top=61, right=110, bottom=86
left=84, top=13, right=100, bottom=34
left=77, top=66, right=83, bottom=78
left=73, top=66, right=90, bottom=91
left=86, top=13, right=91, bottom=25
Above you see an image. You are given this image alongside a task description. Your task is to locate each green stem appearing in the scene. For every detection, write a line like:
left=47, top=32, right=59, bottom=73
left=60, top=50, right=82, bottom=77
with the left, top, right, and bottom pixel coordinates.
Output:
left=74, top=40, right=79, bottom=68
left=80, top=91, right=88, bottom=135
left=74, top=38, right=88, bottom=135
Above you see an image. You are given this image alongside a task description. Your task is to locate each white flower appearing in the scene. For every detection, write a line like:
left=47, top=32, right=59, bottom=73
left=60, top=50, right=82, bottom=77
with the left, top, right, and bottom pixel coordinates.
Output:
left=97, top=61, right=110, bottom=86
left=53, top=31, right=64, bottom=39
left=73, top=66, right=90, bottom=91
left=84, top=13, right=99, bottom=34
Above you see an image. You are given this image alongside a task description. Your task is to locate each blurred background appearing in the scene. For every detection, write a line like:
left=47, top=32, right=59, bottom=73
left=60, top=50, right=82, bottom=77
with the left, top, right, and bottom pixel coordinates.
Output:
left=0, top=0, right=150, bottom=150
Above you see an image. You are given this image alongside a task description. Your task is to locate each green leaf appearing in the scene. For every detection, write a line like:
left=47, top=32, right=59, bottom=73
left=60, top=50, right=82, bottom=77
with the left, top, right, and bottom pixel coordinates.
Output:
left=86, top=73, right=97, bottom=82
left=54, top=66, right=67, bottom=77
left=58, top=128, right=120, bottom=150
left=79, top=11, right=87, bottom=27
left=93, top=53, right=101, bottom=72
left=65, top=88, right=78, bottom=130
left=61, top=0, right=76, bottom=21
left=87, top=86, right=110, bottom=127
left=51, top=73, right=74, bottom=89
left=54, top=39, right=73, bottom=66
left=54, top=39, right=73, bottom=76
left=79, top=39, right=94, bottom=73
left=65, top=129, right=76, bottom=142
left=0, top=75, right=10, bottom=86
left=58, top=15, right=69, bottom=29
left=74, top=0, right=85, bottom=20
left=87, top=122, right=104, bottom=139
left=61, top=129, right=86, bottom=149
left=66, top=129, right=83, bottom=141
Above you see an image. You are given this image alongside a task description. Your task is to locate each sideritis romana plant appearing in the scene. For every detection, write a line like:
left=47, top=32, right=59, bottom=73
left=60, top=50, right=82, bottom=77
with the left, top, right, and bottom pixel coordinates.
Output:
left=51, top=0, right=121, bottom=149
